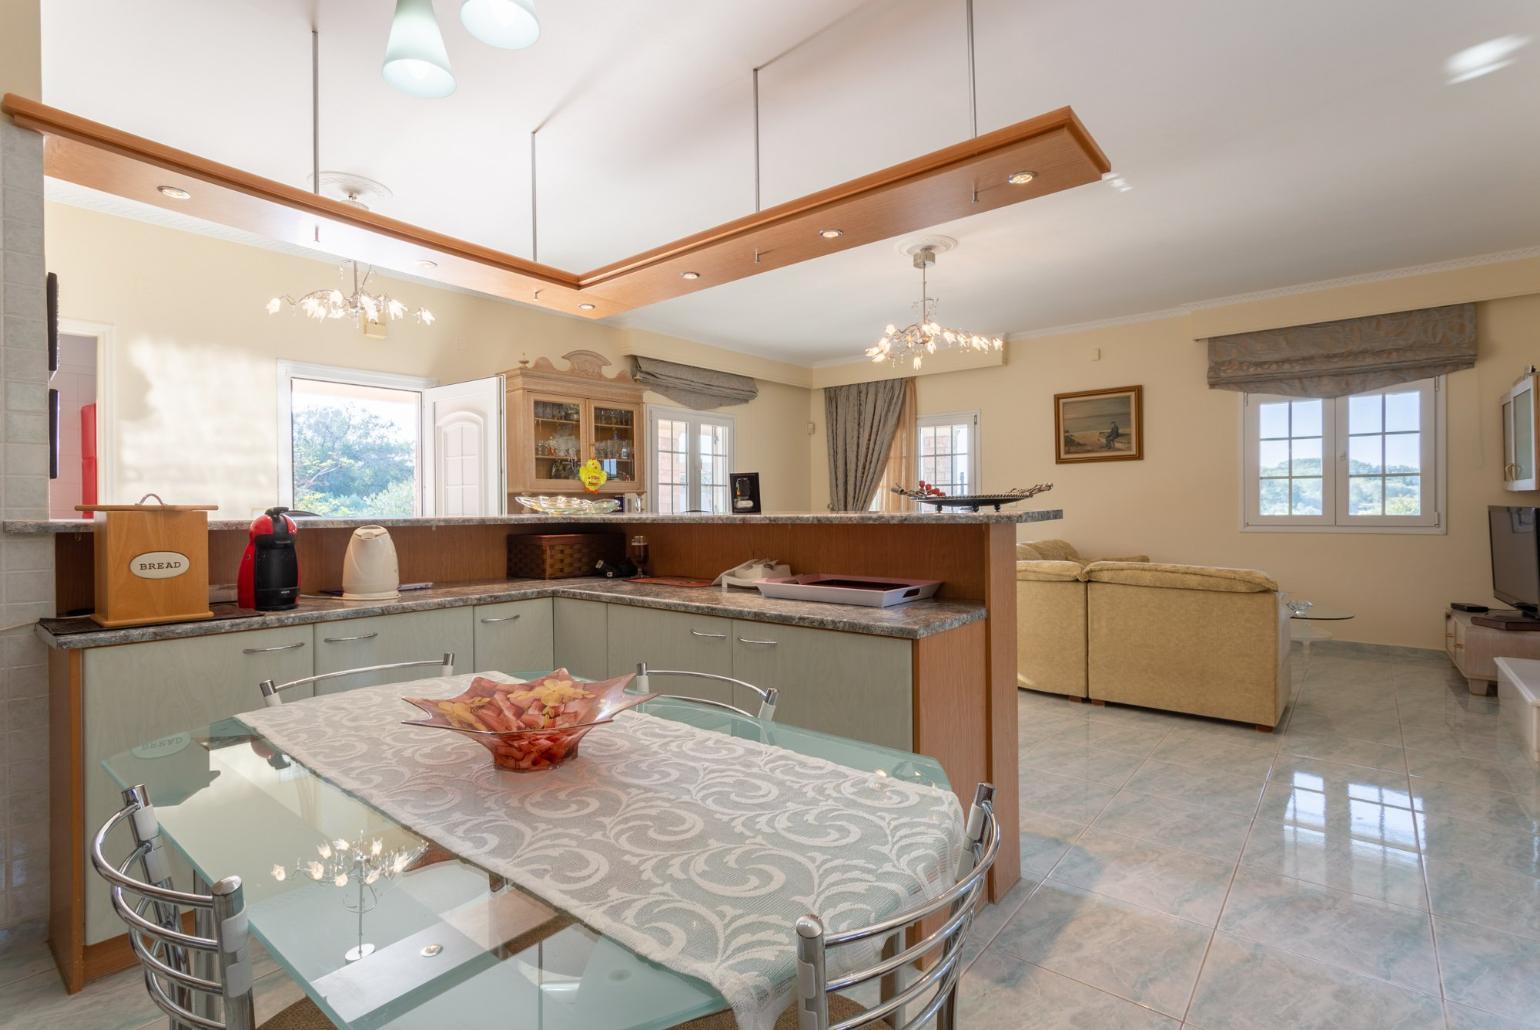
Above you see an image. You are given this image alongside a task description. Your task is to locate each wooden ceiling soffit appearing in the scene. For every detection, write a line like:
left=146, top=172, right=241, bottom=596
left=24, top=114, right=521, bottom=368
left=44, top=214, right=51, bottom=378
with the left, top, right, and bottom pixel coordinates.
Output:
left=2, top=94, right=1110, bottom=320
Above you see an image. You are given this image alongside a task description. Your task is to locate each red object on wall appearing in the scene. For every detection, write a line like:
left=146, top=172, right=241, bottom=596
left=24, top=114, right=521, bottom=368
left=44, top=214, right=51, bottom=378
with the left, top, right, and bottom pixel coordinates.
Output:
left=79, top=402, right=98, bottom=516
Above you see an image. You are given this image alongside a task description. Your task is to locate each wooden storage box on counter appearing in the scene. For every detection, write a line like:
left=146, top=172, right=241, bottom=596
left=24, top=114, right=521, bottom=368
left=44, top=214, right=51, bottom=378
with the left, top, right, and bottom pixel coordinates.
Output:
left=508, top=532, right=624, bottom=579
left=77, top=496, right=217, bottom=627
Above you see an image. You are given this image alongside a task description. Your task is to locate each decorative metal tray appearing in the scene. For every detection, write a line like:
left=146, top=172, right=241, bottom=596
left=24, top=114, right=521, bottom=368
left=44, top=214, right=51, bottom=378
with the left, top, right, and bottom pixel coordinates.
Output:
left=515, top=495, right=621, bottom=515
left=890, top=483, right=1053, bottom=512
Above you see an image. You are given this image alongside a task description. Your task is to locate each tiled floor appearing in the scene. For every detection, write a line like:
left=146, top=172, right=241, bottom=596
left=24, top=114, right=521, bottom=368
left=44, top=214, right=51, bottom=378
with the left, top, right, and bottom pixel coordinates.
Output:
left=3, top=643, right=1536, bottom=1028
left=959, top=643, right=1540, bottom=1029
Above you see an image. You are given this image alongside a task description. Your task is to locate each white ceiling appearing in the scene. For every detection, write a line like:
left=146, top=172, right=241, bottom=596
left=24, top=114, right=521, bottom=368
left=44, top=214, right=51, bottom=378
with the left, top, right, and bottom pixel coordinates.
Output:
left=40, top=0, right=1540, bottom=364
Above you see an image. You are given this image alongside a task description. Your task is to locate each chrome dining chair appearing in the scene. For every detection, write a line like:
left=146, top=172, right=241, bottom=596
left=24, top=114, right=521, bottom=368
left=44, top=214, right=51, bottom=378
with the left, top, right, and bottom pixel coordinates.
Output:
left=633, top=661, right=779, bottom=720
left=791, top=782, right=999, bottom=1030
left=91, top=783, right=332, bottom=1030
left=259, top=652, right=455, bottom=707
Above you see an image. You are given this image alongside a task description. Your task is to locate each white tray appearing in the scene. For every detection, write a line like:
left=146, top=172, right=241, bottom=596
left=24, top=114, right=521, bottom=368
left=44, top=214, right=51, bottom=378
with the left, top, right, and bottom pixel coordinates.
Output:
left=755, top=574, right=942, bottom=608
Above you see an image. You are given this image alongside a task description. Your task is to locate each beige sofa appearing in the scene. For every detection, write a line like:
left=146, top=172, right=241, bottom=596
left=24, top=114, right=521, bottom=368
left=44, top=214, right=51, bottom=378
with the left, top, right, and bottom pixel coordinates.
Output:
left=1016, top=541, right=1292, bottom=728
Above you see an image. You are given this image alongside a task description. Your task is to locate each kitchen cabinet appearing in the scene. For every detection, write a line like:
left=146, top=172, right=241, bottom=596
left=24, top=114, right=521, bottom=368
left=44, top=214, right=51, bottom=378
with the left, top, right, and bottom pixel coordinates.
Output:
left=314, top=608, right=474, bottom=693
left=81, top=625, right=314, bottom=945
left=1503, top=373, right=1538, bottom=491
left=552, top=598, right=609, bottom=680
left=505, top=351, right=646, bottom=497
left=472, top=598, right=554, bottom=673
left=606, top=605, right=735, bottom=706
left=729, top=621, right=913, bottom=750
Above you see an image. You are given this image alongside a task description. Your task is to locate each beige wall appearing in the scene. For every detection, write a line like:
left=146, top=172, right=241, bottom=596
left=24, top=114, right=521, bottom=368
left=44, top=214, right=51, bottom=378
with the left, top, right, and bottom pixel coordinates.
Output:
left=811, top=260, right=1540, bottom=649
left=44, top=202, right=811, bottom=518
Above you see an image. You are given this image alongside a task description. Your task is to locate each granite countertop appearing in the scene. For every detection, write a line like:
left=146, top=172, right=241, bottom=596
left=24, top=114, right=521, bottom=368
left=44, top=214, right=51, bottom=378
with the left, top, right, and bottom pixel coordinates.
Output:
left=4, top=509, right=1064, bottom=535
left=36, top=577, right=988, bottom=649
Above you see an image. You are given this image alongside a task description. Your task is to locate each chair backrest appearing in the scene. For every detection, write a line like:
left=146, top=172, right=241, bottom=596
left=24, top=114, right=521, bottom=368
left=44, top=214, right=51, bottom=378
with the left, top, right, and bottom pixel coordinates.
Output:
left=259, top=651, right=455, bottom=707
left=91, top=784, right=257, bottom=1030
left=632, top=660, right=778, bottom=721
left=791, top=782, right=1000, bottom=1030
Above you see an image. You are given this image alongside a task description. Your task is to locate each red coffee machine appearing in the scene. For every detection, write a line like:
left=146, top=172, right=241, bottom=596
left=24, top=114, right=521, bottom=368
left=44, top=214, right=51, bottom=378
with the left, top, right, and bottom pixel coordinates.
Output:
left=238, top=507, right=301, bottom=611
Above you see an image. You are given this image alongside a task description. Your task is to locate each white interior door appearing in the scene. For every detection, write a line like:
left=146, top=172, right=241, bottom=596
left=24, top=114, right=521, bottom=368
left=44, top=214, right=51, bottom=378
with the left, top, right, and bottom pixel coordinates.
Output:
left=421, top=376, right=505, bottom=516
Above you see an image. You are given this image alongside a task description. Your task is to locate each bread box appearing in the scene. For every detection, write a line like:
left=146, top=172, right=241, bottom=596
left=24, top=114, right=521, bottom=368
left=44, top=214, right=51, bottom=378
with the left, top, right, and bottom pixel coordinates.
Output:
left=77, top=494, right=218, bottom=628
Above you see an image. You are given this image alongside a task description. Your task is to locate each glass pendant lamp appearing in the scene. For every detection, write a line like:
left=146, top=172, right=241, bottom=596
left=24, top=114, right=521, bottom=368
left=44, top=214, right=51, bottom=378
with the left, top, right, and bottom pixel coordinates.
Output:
left=382, top=0, right=456, bottom=98
left=460, top=0, right=540, bottom=49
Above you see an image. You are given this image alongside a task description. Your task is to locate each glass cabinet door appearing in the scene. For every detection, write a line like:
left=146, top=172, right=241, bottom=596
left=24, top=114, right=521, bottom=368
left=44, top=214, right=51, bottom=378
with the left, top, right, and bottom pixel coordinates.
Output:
left=1514, top=379, right=1536, bottom=487
left=530, top=396, right=583, bottom=486
left=588, top=403, right=640, bottom=486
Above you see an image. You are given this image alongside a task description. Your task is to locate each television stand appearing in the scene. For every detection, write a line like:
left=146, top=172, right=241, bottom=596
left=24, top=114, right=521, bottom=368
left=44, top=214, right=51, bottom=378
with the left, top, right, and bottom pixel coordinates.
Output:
left=1447, top=608, right=1540, bottom=694
left=1473, top=612, right=1540, bottom=631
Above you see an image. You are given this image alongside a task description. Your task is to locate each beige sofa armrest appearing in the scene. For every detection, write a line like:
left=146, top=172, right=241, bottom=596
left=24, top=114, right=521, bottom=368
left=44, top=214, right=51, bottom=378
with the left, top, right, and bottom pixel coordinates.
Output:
left=1085, top=560, right=1278, bottom=593
left=1092, top=553, right=1151, bottom=564
left=1016, top=559, right=1086, bottom=582
left=1015, top=539, right=1082, bottom=563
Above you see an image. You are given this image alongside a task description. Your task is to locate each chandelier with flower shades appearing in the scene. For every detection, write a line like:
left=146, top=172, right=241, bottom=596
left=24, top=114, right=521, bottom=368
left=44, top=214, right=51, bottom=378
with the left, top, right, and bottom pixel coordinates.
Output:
left=866, top=243, right=1003, bottom=371
left=267, top=259, right=435, bottom=331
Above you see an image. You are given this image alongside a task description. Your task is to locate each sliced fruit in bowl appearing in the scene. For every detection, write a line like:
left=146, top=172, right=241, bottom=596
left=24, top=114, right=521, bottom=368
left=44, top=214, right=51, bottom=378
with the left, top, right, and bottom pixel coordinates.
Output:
left=402, top=669, right=652, bottom=772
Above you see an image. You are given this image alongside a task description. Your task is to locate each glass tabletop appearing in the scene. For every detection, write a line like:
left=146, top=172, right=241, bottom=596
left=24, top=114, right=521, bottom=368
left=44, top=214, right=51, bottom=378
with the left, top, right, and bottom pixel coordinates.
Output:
left=1288, top=605, right=1355, bottom=620
left=103, top=684, right=948, bottom=1030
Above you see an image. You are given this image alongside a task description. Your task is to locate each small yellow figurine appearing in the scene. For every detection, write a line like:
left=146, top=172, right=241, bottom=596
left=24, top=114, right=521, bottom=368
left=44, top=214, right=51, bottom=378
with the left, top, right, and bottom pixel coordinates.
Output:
left=578, top=458, right=609, bottom=493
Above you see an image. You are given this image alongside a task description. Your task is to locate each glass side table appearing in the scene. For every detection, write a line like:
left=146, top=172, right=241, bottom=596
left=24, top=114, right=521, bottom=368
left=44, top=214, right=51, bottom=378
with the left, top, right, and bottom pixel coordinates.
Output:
left=1288, top=602, right=1355, bottom=676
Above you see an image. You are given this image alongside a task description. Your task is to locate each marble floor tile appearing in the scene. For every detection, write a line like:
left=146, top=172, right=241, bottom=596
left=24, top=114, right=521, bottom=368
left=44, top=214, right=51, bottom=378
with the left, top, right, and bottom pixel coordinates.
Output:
left=1123, top=759, right=1269, bottom=815
left=1146, top=735, right=1277, bottom=777
left=1418, top=809, right=1540, bottom=879
left=959, top=876, right=1035, bottom=971
left=957, top=949, right=1179, bottom=1029
left=1018, top=769, right=1121, bottom=825
left=1284, top=710, right=1404, bottom=746
left=1020, top=738, right=1148, bottom=786
left=1185, top=932, right=1444, bottom=1030
left=1409, top=778, right=1540, bottom=837
left=1218, top=871, right=1437, bottom=991
left=0, top=934, right=51, bottom=990
left=1443, top=1000, right=1540, bottom=1030
left=1020, top=810, right=1087, bottom=879
left=0, top=965, right=159, bottom=1030
left=1090, top=787, right=1254, bottom=862
left=1424, top=854, right=1540, bottom=941
left=1405, top=749, right=1533, bottom=793
left=1275, top=730, right=1407, bottom=772
left=991, top=881, right=1210, bottom=1018
left=1436, top=916, right=1540, bottom=1025
left=1242, top=794, right=1425, bottom=909
left=1048, top=827, right=1235, bottom=924
left=1267, top=754, right=1413, bottom=809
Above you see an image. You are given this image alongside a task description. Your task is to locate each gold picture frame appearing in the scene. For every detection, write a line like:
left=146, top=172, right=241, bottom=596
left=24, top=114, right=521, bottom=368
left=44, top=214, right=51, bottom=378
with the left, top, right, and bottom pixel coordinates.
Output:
left=1055, top=385, right=1143, bottom=463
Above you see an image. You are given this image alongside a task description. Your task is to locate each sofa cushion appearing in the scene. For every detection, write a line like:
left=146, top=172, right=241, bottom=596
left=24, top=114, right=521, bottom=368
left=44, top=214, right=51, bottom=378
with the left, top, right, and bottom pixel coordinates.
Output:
left=1085, top=560, right=1278, bottom=593
left=1015, top=559, right=1086, bottom=582
left=1015, top=539, right=1082, bottom=562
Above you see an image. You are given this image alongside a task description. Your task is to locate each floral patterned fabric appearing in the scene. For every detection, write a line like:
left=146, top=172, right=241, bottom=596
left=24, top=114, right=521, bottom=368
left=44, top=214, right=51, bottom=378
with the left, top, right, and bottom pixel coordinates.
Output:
left=238, top=673, right=963, bottom=1030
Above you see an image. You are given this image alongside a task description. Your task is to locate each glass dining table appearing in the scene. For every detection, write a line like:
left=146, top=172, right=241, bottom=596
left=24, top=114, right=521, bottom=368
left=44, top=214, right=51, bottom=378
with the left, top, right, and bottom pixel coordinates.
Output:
left=101, top=680, right=950, bottom=1030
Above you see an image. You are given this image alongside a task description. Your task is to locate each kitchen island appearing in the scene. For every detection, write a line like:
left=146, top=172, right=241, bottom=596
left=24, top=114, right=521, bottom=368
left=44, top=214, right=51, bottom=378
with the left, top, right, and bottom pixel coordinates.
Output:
left=22, top=509, right=1057, bottom=990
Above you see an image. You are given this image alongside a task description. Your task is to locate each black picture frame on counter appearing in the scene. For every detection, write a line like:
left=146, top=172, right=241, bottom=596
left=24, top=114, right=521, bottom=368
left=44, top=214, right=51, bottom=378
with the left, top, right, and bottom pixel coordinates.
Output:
left=730, top=472, right=761, bottom=514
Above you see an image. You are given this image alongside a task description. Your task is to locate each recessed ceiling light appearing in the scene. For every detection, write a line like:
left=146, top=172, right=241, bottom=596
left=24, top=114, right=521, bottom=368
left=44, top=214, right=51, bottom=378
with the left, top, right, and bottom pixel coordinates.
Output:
left=578, top=303, right=595, bottom=311
left=156, top=185, right=191, bottom=200
left=1445, top=35, right=1530, bottom=84
left=680, top=271, right=701, bottom=280
left=1006, top=171, right=1036, bottom=185
left=415, top=258, right=438, bottom=270
left=818, top=228, right=844, bottom=239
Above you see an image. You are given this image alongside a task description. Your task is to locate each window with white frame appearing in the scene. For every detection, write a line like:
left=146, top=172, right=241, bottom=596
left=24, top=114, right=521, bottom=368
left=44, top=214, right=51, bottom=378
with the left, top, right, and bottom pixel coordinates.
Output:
left=649, top=407, right=735, bottom=513
left=1243, top=378, right=1442, bottom=531
left=277, top=362, right=432, bottom=518
left=917, top=412, right=980, bottom=496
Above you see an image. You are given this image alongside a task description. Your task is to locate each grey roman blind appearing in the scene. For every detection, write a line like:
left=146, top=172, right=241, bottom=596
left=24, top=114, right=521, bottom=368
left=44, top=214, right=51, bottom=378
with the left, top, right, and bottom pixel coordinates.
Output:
left=1206, top=302, right=1477, bottom=398
left=629, top=355, right=758, bottom=410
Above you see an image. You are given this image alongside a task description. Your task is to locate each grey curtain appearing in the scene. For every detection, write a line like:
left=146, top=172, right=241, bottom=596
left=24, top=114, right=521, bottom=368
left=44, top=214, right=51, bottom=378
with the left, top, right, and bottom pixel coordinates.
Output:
left=1206, top=302, right=1476, bottom=398
left=824, top=379, right=907, bottom=511
left=629, top=355, right=758, bottom=410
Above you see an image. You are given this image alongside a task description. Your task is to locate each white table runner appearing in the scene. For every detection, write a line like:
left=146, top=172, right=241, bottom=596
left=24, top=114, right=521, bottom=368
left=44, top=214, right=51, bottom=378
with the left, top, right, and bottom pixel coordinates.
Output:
left=237, top=673, right=964, bottom=1030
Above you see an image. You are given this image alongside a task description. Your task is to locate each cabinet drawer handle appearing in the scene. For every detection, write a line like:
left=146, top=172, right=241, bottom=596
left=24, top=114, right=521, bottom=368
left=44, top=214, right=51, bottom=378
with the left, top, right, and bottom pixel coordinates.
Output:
left=323, top=632, right=379, bottom=643
left=690, top=630, right=727, bottom=640
left=737, top=637, right=779, bottom=647
left=481, top=614, right=521, bottom=624
left=242, top=642, right=306, bottom=655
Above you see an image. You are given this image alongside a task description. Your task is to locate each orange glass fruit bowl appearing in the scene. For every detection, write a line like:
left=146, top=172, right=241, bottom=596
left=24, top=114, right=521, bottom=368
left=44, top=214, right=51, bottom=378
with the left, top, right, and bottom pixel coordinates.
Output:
left=403, top=669, right=652, bottom=772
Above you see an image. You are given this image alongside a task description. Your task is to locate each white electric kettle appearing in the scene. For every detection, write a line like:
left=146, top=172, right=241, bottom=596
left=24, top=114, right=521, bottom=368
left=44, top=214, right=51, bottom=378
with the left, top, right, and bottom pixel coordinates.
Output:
left=341, top=525, right=400, bottom=600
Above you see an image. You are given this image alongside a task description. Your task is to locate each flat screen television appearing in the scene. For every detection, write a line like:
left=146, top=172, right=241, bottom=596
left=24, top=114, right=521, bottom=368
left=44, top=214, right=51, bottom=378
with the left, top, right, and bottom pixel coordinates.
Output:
left=1490, top=505, right=1540, bottom=615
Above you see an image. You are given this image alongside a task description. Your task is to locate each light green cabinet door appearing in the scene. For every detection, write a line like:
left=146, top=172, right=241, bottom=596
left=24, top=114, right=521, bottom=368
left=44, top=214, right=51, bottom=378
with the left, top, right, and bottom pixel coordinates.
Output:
left=82, top=625, right=314, bottom=944
left=313, top=608, right=474, bottom=694
left=606, top=605, right=734, bottom=705
left=472, top=598, right=554, bottom=673
left=729, top=621, right=912, bottom=750
left=553, top=598, right=610, bottom=679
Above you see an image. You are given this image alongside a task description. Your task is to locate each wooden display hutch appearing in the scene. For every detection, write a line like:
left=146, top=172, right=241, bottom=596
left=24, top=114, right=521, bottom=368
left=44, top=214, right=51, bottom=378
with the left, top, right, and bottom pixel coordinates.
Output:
left=505, top=350, right=646, bottom=498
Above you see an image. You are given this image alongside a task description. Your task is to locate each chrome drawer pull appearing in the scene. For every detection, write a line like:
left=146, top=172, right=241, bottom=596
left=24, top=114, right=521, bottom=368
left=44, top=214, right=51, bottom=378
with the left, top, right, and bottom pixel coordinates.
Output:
left=737, top=637, right=779, bottom=647
left=690, top=630, right=727, bottom=639
left=323, top=632, right=379, bottom=643
left=242, top=642, right=306, bottom=655
left=481, top=614, right=521, bottom=624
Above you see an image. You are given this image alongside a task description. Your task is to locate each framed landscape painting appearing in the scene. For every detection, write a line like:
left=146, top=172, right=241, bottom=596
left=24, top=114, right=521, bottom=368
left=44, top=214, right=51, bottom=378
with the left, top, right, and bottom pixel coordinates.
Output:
left=1055, top=385, right=1143, bottom=463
